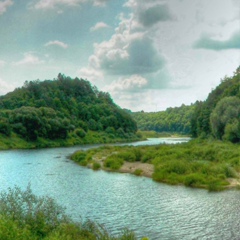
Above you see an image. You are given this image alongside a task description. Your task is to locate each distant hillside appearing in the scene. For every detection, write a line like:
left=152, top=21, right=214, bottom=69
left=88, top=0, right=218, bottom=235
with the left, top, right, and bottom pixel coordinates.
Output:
left=132, top=104, right=195, bottom=134
left=0, top=74, right=137, bottom=147
left=191, top=66, right=240, bottom=142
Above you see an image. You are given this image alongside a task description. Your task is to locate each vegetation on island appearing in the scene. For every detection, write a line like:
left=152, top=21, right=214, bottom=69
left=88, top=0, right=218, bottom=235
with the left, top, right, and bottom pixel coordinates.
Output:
left=0, top=186, right=143, bottom=240
left=71, top=140, right=240, bottom=191
left=0, top=74, right=139, bottom=149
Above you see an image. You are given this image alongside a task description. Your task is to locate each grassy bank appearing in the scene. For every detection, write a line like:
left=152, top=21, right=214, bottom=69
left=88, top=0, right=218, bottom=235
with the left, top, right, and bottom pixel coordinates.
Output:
left=0, top=131, right=141, bottom=150
left=71, top=139, right=240, bottom=191
left=137, top=130, right=189, bottom=139
left=0, top=186, right=147, bottom=240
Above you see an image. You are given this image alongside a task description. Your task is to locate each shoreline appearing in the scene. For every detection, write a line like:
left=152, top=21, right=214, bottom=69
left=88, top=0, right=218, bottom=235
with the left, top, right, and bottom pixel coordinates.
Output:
left=87, top=160, right=240, bottom=190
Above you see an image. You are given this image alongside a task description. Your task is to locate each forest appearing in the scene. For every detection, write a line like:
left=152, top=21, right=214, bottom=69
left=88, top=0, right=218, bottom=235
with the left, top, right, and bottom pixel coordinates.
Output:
left=0, top=74, right=138, bottom=148
left=191, top=66, right=240, bottom=143
left=132, top=104, right=195, bottom=135
left=132, top=66, right=240, bottom=143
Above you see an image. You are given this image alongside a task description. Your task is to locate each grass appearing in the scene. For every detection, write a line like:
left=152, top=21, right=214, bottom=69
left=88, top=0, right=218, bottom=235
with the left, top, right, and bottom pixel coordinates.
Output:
left=137, top=130, right=189, bottom=139
left=0, top=131, right=140, bottom=150
left=71, top=139, right=240, bottom=191
left=0, top=186, right=142, bottom=240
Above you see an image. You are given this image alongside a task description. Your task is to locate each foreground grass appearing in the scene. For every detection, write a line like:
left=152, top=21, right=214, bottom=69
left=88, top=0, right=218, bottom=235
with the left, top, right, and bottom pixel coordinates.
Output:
left=0, top=186, right=146, bottom=240
left=71, top=139, right=240, bottom=191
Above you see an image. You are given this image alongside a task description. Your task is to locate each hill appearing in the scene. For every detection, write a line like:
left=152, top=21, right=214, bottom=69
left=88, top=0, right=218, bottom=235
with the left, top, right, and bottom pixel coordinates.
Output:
left=0, top=74, right=138, bottom=148
left=132, top=104, right=195, bottom=135
left=191, top=66, right=240, bottom=142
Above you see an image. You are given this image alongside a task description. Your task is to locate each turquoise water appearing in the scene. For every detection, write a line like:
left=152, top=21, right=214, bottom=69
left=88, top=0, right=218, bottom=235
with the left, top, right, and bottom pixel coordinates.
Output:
left=1, top=138, right=240, bottom=239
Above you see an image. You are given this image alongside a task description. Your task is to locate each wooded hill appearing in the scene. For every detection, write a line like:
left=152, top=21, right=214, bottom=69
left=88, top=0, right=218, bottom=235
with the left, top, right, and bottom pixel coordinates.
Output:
left=132, top=66, right=239, bottom=142
left=0, top=74, right=137, bottom=145
left=191, top=67, right=240, bottom=143
left=132, top=104, right=195, bottom=135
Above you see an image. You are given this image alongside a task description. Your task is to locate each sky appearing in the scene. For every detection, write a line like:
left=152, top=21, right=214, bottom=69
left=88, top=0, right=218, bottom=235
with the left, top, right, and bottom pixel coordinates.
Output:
left=0, top=0, right=239, bottom=112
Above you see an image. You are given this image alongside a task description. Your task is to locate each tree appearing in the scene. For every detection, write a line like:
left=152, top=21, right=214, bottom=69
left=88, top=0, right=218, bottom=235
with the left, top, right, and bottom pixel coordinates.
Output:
left=210, top=96, right=240, bottom=141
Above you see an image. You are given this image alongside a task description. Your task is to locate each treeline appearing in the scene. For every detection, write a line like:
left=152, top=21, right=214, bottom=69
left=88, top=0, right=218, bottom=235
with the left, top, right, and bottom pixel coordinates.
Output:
left=132, top=104, right=195, bottom=134
left=191, top=67, right=240, bottom=143
left=0, top=74, right=137, bottom=142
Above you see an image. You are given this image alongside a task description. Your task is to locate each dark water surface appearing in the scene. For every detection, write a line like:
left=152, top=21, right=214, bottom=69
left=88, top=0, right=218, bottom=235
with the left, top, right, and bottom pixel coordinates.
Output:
left=1, top=138, right=240, bottom=240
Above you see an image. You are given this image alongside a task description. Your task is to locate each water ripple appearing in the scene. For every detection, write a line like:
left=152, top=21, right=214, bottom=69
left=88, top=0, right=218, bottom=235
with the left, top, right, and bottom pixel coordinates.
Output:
left=1, top=141, right=240, bottom=239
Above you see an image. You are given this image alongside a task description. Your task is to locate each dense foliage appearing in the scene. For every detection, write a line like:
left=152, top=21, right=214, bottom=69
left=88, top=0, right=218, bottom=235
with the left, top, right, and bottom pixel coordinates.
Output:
left=0, top=74, right=137, bottom=145
left=72, top=140, right=240, bottom=191
left=191, top=67, right=240, bottom=142
left=0, top=186, right=140, bottom=240
left=132, top=104, right=195, bottom=134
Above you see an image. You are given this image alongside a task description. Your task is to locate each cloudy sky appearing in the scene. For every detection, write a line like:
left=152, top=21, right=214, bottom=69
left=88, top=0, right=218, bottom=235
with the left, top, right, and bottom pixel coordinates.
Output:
left=0, top=0, right=239, bottom=111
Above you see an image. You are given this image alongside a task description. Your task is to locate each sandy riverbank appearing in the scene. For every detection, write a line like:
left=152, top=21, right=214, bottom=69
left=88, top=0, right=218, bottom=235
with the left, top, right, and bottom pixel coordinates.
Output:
left=119, top=162, right=154, bottom=178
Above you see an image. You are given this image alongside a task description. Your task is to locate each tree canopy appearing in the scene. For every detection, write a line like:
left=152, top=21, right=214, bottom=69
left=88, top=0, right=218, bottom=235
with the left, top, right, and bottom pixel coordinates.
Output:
left=0, top=74, right=137, bottom=142
left=191, top=67, right=240, bottom=143
left=132, top=104, right=195, bottom=134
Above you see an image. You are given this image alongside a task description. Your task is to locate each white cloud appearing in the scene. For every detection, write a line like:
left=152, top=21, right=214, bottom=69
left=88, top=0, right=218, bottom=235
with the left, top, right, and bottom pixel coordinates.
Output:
left=0, top=77, right=14, bottom=95
left=0, top=0, right=13, bottom=15
left=13, top=53, right=45, bottom=66
left=78, top=67, right=104, bottom=83
left=106, top=75, right=148, bottom=92
left=89, top=13, right=165, bottom=76
left=45, top=40, right=68, bottom=49
left=90, top=22, right=109, bottom=32
left=33, top=0, right=86, bottom=9
left=32, top=0, right=109, bottom=9
left=92, top=0, right=109, bottom=7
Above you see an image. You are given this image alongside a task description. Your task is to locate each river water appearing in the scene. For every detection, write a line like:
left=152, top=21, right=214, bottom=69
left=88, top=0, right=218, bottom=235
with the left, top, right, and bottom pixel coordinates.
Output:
left=1, top=138, right=240, bottom=240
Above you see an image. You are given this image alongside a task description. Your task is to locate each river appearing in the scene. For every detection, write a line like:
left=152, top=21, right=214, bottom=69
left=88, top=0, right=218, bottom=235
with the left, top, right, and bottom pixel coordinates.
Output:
left=1, top=138, right=240, bottom=240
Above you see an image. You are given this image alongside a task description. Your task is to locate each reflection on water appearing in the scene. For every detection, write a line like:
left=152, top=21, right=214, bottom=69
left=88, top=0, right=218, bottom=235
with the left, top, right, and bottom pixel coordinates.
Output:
left=1, top=138, right=240, bottom=240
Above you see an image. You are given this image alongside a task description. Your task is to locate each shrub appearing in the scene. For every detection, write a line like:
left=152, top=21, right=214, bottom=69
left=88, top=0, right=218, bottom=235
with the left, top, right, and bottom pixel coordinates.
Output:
left=117, top=151, right=136, bottom=162
left=223, top=165, right=236, bottom=178
left=0, top=185, right=69, bottom=238
left=75, top=128, right=86, bottom=138
left=71, top=151, right=87, bottom=165
left=207, top=179, right=224, bottom=192
left=184, top=173, right=205, bottom=187
left=104, top=156, right=124, bottom=170
left=133, top=169, right=143, bottom=176
left=0, top=217, right=34, bottom=240
left=92, top=162, right=101, bottom=170
left=0, top=186, right=139, bottom=239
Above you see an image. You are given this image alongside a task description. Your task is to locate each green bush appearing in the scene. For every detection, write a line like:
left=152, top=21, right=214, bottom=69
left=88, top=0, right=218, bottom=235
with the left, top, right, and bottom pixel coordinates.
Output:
left=0, top=217, right=34, bottom=240
left=104, top=156, right=124, bottom=170
left=133, top=169, right=143, bottom=176
left=117, top=151, right=136, bottom=162
left=75, top=128, right=86, bottom=138
left=92, top=162, right=101, bottom=170
left=71, top=151, right=87, bottom=166
left=184, top=173, right=206, bottom=187
left=0, top=185, right=69, bottom=238
left=207, top=179, right=224, bottom=192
